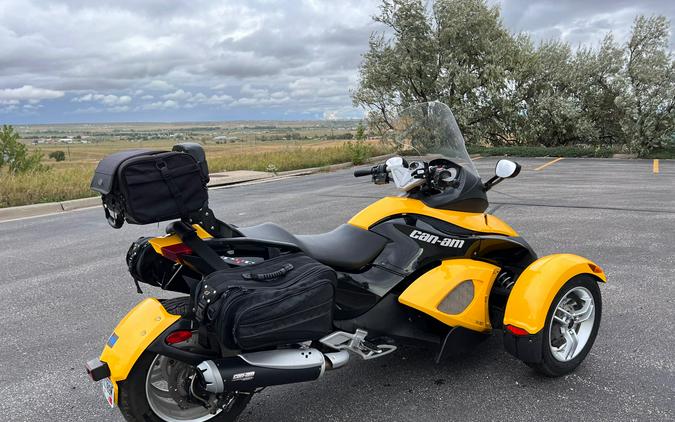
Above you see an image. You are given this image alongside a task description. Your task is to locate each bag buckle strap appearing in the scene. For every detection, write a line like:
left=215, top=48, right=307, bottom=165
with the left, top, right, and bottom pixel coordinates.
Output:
left=195, top=284, right=218, bottom=323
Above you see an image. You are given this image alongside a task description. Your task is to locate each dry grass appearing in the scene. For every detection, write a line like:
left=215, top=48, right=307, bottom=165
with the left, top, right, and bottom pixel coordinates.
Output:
left=1, top=140, right=391, bottom=208
left=0, top=165, right=97, bottom=208
left=209, top=142, right=389, bottom=172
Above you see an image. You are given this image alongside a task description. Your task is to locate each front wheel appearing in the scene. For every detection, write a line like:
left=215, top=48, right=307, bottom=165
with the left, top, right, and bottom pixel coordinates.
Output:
left=531, top=275, right=602, bottom=377
left=117, top=297, right=252, bottom=422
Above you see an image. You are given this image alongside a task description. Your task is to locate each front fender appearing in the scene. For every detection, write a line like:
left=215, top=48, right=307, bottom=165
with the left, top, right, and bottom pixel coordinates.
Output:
left=99, top=298, right=180, bottom=404
left=503, top=254, right=606, bottom=334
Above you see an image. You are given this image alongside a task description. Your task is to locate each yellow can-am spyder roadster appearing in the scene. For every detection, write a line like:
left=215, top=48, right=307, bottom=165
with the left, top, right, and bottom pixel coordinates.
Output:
left=86, top=102, right=605, bottom=422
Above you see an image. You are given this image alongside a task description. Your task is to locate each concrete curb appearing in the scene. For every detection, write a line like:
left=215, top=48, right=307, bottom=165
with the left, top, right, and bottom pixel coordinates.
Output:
left=207, top=171, right=274, bottom=188
left=0, top=154, right=397, bottom=222
left=0, top=202, right=66, bottom=221
left=60, top=196, right=100, bottom=211
left=0, top=196, right=102, bottom=221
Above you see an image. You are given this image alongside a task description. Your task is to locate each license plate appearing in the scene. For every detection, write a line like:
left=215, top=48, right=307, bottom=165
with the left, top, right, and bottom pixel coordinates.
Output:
left=101, top=378, right=115, bottom=408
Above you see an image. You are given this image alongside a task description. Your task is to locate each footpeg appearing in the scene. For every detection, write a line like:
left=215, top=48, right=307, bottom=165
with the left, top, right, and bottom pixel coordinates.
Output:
left=320, top=329, right=396, bottom=360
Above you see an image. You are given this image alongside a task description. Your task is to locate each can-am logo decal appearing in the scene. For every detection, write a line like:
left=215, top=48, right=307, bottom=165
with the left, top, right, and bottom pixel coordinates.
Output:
left=409, top=230, right=465, bottom=248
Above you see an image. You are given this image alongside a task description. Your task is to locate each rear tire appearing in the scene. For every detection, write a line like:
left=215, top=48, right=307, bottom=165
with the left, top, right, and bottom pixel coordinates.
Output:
left=531, top=275, right=602, bottom=377
left=117, top=297, right=252, bottom=422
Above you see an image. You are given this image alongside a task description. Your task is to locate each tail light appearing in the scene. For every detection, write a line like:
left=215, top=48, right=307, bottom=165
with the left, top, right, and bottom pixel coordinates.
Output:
left=505, top=325, right=530, bottom=336
left=160, top=243, right=193, bottom=261
left=166, top=330, right=193, bottom=344
left=588, top=263, right=604, bottom=275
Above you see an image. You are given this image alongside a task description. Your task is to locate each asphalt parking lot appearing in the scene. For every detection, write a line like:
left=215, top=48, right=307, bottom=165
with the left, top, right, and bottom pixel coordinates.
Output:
left=0, top=156, right=673, bottom=421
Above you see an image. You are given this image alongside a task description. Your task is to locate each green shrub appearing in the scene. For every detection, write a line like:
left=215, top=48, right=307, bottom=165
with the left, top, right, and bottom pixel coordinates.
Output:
left=466, top=145, right=616, bottom=158
left=345, top=141, right=372, bottom=164
left=49, top=150, right=66, bottom=161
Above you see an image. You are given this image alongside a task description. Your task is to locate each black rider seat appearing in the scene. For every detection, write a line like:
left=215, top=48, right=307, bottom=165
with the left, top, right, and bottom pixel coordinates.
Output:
left=238, top=223, right=388, bottom=271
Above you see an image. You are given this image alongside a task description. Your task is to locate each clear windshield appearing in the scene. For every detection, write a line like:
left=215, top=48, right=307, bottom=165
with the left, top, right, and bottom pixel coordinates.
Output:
left=386, top=101, right=479, bottom=176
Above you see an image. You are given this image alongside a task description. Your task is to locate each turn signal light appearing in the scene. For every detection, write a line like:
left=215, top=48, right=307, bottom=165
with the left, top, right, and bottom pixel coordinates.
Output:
left=166, top=330, right=193, bottom=344
left=505, top=325, right=529, bottom=336
left=588, top=263, right=604, bottom=274
left=161, top=243, right=193, bottom=261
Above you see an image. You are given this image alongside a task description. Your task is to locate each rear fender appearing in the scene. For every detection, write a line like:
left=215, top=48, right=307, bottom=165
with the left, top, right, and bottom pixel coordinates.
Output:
left=504, top=253, right=606, bottom=335
left=99, top=298, right=180, bottom=405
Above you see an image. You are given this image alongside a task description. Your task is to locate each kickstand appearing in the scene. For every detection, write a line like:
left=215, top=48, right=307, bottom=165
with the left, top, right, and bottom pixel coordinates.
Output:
left=435, top=326, right=489, bottom=363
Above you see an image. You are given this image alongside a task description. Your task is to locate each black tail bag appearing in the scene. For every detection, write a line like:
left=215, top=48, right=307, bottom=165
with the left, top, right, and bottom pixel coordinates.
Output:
left=193, top=253, right=337, bottom=350
left=90, top=146, right=208, bottom=228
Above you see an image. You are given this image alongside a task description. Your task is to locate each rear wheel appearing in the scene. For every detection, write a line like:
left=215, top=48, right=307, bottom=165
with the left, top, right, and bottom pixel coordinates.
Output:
left=117, top=297, right=253, bottom=422
left=531, top=275, right=602, bottom=377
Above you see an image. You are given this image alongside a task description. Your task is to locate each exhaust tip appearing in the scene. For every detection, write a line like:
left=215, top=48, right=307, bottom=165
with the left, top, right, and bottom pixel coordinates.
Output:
left=196, top=360, right=224, bottom=393
left=324, top=350, right=350, bottom=370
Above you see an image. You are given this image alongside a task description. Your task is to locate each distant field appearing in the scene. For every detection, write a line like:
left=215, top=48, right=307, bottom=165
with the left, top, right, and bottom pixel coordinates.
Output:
left=34, top=139, right=352, bottom=166
left=1, top=138, right=389, bottom=208
left=0, top=119, right=392, bottom=208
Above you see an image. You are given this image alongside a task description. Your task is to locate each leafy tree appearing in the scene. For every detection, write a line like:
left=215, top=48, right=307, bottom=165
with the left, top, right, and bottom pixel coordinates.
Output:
left=355, top=121, right=366, bottom=141
left=354, top=0, right=674, bottom=154
left=571, top=34, right=627, bottom=146
left=617, top=16, right=675, bottom=155
left=49, top=150, right=66, bottom=161
left=508, top=40, right=601, bottom=146
left=0, top=125, right=45, bottom=173
left=353, top=0, right=519, bottom=143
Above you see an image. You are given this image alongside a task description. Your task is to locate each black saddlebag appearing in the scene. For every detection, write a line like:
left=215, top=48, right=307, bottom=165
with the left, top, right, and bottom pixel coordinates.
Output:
left=126, top=237, right=191, bottom=293
left=90, top=145, right=209, bottom=228
left=193, top=253, right=337, bottom=350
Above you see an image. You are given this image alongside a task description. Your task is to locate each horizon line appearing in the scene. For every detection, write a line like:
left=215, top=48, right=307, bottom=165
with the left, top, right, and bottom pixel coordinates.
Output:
left=9, top=117, right=365, bottom=127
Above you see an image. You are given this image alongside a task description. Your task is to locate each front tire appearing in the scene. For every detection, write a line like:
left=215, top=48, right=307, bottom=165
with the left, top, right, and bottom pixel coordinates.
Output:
left=117, top=297, right=252, bottom=422
left=531, top=275, right=602, bottom=377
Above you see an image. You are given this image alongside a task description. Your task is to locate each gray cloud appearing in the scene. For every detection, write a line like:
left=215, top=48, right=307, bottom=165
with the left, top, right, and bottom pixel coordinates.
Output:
left=492, top=0, right=675, bottom=48
left=0, top=0, right=673, bottom=122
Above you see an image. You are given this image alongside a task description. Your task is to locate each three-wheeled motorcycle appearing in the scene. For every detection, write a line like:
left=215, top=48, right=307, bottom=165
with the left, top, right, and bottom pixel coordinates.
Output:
left=85, top=102, right=604, bottom=421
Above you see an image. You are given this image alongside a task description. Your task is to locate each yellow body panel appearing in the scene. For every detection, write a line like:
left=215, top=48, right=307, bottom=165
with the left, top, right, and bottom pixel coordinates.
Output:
left=348, top=197, right=517, bottom=236
left=504, top=254, right=606, bottom=334
left=99, top=298, right=180, bottom=404
left=399, top=259, right=501, bottom=332
left=148, top=224, right=213, bottom=254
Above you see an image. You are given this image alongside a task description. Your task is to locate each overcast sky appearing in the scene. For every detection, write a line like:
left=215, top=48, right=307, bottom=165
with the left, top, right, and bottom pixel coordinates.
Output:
left=0, top=0, right=673, bottom=124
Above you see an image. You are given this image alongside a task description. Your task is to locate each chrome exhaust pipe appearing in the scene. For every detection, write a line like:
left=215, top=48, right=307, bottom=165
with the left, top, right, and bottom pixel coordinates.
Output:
left=324, top=350, right=350, bottom=369
left=197, top=348, right=330, bottom=393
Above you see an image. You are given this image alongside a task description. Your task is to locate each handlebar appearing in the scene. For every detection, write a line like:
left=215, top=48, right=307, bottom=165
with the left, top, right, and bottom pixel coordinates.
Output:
left=353, top=167, right=374, bottom=177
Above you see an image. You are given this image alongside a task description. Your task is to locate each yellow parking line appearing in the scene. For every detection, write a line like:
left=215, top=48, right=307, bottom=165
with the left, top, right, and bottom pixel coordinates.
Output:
left=471, top=155, right=483, bottom=161
left=653, top=159, right=659, bottom=174
left=535, top=157, right=564, bottom=171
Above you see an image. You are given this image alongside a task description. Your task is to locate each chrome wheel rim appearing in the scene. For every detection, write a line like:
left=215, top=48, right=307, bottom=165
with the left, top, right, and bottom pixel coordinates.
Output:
left=145, top=354, right=218, bottom=422
left=549, top=286, right=595, bottom=362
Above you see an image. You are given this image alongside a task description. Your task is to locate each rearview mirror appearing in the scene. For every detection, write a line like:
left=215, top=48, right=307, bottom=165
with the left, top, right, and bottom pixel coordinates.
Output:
left=495, top=159, right=521, bottom=178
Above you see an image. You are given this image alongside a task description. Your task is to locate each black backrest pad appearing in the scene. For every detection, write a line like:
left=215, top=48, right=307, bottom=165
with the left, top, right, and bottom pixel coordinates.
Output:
left=173, top=143, right=209, bottom=182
